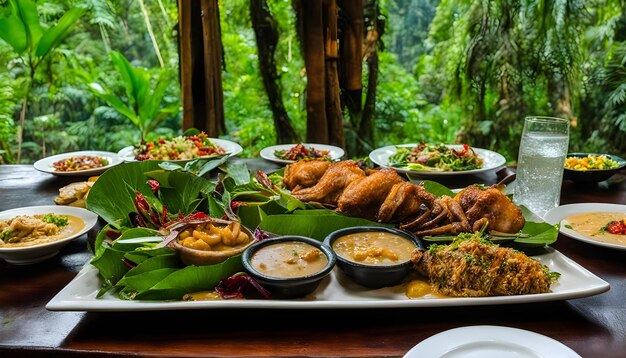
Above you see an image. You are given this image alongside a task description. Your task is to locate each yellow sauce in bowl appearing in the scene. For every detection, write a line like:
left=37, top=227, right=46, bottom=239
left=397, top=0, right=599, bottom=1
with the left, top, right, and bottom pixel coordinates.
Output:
left=332, top=231, right=415, bottom=265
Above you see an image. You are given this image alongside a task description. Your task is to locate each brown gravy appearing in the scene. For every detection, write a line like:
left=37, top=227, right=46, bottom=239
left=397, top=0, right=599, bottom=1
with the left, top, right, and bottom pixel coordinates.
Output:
left=250, top=241, right=328, bottom=278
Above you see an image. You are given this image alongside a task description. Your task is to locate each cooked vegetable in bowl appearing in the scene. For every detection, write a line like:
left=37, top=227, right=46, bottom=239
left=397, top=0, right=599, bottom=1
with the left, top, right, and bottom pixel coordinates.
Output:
left=563, top=153, right=626, bottom=183
left=167, top=217, right=254, bottom=265
left=52, top=155, right=109, bottom=172
left=388, top=143, right=484, bottom=172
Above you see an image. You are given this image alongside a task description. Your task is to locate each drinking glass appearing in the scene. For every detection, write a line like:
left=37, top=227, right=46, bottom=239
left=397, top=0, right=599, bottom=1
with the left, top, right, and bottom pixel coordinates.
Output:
left=513, top=116, right=569, bottom=217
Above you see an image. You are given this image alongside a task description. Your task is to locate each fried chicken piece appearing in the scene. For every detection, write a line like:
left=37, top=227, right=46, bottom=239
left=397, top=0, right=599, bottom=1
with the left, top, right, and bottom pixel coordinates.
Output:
left=282, top=159, right=331, bottom=191
left=292, top=160, right=366, bottom=205
left=411, top=236, right=555, bottom=296
left=377, top=182, right=438, bottom=223
left=454, top=184, right=525, bottom=233
left=337, top=168, right=404, bottom=221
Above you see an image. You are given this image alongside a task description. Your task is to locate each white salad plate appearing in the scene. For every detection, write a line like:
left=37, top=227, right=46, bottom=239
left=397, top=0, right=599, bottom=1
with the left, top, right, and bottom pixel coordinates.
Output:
left=33, top=151, right=122, bottom=176
left=403, top=325, right=581, bottom=358
left=544, top=203, right=626, bottom=251
left=0, top=206, right=98, bottom=265
left=118, top=138, right=243, bottom=162
left=369, top=144, right=506, bottom=178
left=260, top=143, right=345, bottom=164
left=46, top=248, right=608, bottom=311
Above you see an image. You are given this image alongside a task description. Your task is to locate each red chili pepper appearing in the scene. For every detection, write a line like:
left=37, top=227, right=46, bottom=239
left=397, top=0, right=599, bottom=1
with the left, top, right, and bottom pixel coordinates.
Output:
left=158, top=138, right=165, bottom=144
left=147, top=180, right=160, bottom=194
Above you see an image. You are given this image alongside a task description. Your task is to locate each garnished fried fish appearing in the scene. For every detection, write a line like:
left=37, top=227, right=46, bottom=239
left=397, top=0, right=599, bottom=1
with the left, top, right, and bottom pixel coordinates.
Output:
left=411, top=234, right=559, bottom=297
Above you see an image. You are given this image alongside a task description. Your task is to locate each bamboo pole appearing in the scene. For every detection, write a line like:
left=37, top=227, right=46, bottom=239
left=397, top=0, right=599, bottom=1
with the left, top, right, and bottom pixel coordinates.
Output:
left=324, top=0, right=344, bottom=148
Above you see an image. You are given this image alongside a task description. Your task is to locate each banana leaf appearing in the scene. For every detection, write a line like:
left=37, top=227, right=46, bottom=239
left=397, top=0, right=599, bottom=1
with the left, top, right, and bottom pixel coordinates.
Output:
left=259, top=210, right=392, bottom=241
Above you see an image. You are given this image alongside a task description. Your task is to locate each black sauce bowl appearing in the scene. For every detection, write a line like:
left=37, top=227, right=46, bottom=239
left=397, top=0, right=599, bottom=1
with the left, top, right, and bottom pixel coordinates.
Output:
left=323, top=226, right=424, bottom=289
left=242, top=236, right=336, bottom=298
left=563, top=153, right=626, bottom=183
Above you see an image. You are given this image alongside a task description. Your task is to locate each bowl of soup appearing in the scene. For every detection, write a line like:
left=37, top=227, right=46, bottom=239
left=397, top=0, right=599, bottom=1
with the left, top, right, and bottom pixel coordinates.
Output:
left=324, top=226, right=423, bottom=288
left=242, top=236, right=336, bottom=298
left=169, top=218, right=255, bottom=265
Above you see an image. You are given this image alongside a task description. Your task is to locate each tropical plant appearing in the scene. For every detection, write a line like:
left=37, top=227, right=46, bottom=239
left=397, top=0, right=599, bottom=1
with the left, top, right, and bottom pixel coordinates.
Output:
left=81, top=50, right=180, bottom=142
left=0, top=0, right=83, bottom=162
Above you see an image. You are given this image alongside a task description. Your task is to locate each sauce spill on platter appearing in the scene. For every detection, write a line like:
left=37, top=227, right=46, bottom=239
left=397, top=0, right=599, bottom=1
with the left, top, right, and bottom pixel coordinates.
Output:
left=564, top=212, right=626, bottom=246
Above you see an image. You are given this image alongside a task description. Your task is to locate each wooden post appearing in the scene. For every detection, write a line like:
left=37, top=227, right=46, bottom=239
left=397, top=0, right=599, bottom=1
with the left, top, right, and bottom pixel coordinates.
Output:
left=178, top=0, right=225, bottom=136
left=297, top=0, right=329, bottom=144
left=324, top=0, right=344, bottom=148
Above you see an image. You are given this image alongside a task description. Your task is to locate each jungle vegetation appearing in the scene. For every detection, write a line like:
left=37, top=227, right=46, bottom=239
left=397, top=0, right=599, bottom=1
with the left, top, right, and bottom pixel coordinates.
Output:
left=0, top=0, right=625, bottom=164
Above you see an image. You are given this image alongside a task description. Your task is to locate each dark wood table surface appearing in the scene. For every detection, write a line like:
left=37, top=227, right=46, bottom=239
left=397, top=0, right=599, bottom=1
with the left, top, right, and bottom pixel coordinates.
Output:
left=1, top=160, right=625, bottom=357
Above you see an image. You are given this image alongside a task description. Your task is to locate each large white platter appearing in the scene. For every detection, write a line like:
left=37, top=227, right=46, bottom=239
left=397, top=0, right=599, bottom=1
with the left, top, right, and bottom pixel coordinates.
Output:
left=33, top=150, right=122, bottom=176
left=46, top=248, right=608, bottom=311
left=260, top=143, right=345, bottom=164
left=369, top=144, right=506, bottom=178
left=0, top=206, right=98, bottom=265
left=118, top=138, right=243, bottom=162
left=544, top=203, right=626, bottom=251
left=403, top=325, right=581, bottom=358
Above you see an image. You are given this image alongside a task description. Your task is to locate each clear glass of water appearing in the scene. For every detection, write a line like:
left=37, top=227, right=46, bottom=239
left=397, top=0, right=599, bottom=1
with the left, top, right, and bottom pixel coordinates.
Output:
left=513, top=116, right=569, bottom=218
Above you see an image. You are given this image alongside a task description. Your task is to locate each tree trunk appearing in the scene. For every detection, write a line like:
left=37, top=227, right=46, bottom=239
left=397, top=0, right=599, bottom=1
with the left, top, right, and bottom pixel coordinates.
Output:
left=324, top=0, right=344, bottom=148
left=339, top=0, right=363, bottom=128
left=178, top=0, right=225, bottom=136
left=295, top=0, right=328, bottom=144
left=358, top=0, right=382, bottom=156
left=250, top=0, right=299, bottom=144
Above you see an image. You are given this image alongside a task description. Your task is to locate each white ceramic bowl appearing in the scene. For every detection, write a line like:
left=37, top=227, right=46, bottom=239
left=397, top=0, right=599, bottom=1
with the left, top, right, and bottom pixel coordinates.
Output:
left=0, top=206, right=98, bottom=265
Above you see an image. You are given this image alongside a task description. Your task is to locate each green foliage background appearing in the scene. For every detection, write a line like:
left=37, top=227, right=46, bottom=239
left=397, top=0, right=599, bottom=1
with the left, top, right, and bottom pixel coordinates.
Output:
left=0, top=0, right=625, bottom=164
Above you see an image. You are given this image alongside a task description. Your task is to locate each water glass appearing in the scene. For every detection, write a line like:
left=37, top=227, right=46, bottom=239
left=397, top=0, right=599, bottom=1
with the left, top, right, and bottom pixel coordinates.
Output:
left=513, top=116, right=569, bottom=217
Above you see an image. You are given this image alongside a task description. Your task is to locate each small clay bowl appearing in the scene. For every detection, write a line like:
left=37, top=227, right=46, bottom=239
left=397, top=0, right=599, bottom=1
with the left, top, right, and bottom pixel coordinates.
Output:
left=169, top=218, right=255, bottom=266
left=242, top=236, right=336, bottom=298
left=324, top=226, right=423, bottom=288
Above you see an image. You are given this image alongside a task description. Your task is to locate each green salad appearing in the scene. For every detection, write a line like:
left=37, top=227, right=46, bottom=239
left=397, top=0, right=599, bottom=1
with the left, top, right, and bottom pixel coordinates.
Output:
left=388, top=143, right=484, bottom=172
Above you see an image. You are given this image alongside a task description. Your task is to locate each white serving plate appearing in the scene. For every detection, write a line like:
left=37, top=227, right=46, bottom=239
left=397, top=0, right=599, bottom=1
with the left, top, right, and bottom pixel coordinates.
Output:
left=544, top=203, right=626, bottom=251
left=403, top=325, right=581, bottom=358
left=0, top=206, right=98, bottom=265
left=33, top=151, right=122, bottom=176
left=260, top=143, right=344, bottom=164
left=118, top=138, right=243, bottom=162
left=369, top=144, right=506, bottom=178
left=46, top=248, right=608, bottom=311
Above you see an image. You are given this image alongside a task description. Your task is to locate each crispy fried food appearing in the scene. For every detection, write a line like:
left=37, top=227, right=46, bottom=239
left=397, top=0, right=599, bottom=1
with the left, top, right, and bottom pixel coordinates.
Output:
left=292, top=160, right=366, bottom=205
left=54, top=181, right=95, bottom=207
left=378, top=182, right=438, bottom=223
left=411, top=235, right=556, bottom=296
left=454, top=184, right=525, bottom=233
left=282, top=159, right=331, bottom=191
left=336, top=168, right=404, bottom=221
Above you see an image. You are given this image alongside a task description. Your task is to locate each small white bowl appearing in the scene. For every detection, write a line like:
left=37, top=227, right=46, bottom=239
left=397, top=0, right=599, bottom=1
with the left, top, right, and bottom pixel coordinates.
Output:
left=0, top=206, right=98, bottom=265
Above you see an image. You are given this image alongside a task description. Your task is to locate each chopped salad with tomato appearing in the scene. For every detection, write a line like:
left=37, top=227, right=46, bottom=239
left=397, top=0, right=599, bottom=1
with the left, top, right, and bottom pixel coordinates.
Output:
left=274, top=143, right=331, bottom=161
left=388, top=143, right=484, bottom=172
left=133, top=132, right=226, bottom=161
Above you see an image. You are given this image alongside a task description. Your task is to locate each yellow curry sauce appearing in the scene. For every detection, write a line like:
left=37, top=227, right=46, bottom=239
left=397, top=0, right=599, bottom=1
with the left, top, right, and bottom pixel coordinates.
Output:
left=565, top=212, right=626, bottom=246
left=250, top=241, right=328, bottom=278
left=0, top=214, right=84, bottom=248
left=332, top=231, right=415, bottom=265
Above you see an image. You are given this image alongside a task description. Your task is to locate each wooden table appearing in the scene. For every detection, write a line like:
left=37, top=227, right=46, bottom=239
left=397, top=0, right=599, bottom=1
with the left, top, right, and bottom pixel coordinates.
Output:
left=1, top=161, right=625, bottom=357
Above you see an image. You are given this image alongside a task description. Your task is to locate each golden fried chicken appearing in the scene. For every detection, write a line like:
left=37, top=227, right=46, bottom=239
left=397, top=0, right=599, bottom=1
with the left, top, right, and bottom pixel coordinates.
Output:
left=291, top=160, right=366, bottom=205
left=377, top=182, right=438, bottom=223
left=411, top=235, right=556, bottom=296
left=454, top=184, right=525, bottom=233
left=336, top=168, right=404, bottom=221
left=282, top=159, right=331, bottom=191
